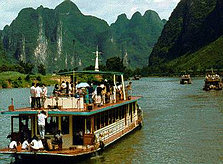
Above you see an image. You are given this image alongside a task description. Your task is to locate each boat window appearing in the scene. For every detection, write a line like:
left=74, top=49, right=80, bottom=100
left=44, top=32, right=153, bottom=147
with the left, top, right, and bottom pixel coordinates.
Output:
left=118, top=108, right=122, bottom=120
left=109, top=110, right=112, bottom=124
left=133, top=103, right=136, bottom=114
left=61, top=116, right=69, bottom=134
left=96, top=115, right=100, bottom=130
left=112, top=110, right=115, bottom=123
left=86, top=118, right=91, bottom=134
left=101, top=112, right=105, bottom=128
left=105, top=111, right=108, bottom=126
left=12, top=117, right=19, bottom=133
left=115, top=109, right=119, bottom=120
left=20, top=116, right=31, bottom=140
left=45, top=117, right=59, bottom=135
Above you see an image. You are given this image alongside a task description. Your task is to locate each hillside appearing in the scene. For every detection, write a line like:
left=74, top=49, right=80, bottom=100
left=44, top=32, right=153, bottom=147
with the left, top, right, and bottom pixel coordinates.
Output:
left=167, top=36, right=223, bottom=71
left=111, top=10, right=166, bottom=67
left=1, top=0, right=165, bottom=72
left=149, top=0, right=223, bottom=71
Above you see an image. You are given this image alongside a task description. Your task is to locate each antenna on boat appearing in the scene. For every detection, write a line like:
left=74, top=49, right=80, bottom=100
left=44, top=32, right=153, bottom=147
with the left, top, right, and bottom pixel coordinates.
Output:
left=93, top=46, right=102, bottom=72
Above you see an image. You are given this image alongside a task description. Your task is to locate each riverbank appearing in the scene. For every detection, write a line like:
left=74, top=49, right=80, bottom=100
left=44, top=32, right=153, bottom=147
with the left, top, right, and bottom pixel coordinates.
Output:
left=0, top=71, right=58, bottom=89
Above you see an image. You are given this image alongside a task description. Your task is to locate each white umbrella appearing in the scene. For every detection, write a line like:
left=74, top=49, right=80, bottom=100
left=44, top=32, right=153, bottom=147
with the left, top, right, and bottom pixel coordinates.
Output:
left=76, top=82, right=90, bottom=88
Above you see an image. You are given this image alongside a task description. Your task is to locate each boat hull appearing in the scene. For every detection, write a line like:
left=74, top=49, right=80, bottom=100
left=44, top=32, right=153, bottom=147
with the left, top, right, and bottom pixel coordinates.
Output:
left=0, top=120, right=142, bottom=163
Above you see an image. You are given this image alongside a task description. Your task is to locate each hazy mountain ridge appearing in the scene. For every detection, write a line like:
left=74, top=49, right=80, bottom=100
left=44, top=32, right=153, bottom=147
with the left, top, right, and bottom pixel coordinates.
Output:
left=0, top=0, right=165, bottom=72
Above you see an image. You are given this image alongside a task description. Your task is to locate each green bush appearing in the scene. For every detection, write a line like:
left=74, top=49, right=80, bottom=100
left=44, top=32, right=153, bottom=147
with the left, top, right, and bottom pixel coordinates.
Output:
left=2, top=81, right=8, bottom=88
left=25, top=74, right=30, bottom=81
left=36, top=76, right=41, bottom=81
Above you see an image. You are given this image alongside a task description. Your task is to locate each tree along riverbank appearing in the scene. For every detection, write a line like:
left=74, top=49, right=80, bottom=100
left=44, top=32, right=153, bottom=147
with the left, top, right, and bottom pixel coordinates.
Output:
left=0, top=71, right=58, bottom=89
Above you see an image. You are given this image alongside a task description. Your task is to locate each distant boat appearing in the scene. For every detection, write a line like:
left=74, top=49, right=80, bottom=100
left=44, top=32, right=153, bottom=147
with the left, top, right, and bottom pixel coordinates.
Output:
left=180, top=74, right=192, bottom=84
left=203, top=73, right=223, bottom=91
left=133, top=75, right=141, bottom=80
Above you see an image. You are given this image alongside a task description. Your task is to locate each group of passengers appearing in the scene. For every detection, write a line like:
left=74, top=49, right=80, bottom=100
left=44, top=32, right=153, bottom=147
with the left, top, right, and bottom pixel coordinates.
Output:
left=8, top=131, right=63, bottom=152
left=181, top=74, right=191, bottom=78
left=8, top=135, right=44, bottom=151
left=30, top=83, right=48, bottom=109
left=205, top=74, right=221, bottom=81
left=52, top=80, right=132, bottom=107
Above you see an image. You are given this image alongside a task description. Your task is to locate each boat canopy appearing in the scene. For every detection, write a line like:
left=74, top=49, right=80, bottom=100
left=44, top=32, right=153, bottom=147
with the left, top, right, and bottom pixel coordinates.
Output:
left=57, top=70, right=124, bottom=76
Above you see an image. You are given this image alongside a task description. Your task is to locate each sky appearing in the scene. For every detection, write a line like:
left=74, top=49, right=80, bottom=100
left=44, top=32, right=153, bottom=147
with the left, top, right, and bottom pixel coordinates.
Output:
left=0, top=0, right=180, bottom=30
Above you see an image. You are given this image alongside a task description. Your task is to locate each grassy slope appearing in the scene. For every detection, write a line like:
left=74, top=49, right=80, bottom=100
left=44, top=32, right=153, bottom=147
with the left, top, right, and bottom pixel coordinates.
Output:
left=167, top=35, right=223, bottom=70
left=0, top=71, right=58, bottom=88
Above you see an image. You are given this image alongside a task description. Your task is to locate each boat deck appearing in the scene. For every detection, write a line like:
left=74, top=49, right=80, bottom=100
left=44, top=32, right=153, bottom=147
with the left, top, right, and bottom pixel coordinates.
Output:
left=1, top=96, right=141, bottom=115
left=0, top=146, right=97, bottom=157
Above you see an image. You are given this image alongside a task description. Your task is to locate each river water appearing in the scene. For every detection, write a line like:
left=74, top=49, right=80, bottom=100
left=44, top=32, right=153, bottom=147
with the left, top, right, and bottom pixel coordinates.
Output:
left=1, top=77, right=223, bottom=163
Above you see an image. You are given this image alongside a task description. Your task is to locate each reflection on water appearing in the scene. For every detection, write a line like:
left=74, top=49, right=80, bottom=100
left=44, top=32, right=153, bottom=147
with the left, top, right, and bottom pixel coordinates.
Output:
left=1, top=78, right=223, bottom=163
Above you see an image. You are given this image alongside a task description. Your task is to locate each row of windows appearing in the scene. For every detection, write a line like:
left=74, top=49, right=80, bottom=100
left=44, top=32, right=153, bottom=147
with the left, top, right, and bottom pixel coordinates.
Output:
left=94, top=103, right=136, bottom=131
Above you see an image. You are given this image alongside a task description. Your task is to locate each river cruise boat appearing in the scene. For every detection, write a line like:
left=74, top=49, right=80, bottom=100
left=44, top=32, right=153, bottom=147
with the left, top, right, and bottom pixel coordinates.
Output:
left=180, top=75, right=192, bottom=84
left=0, top=70, right=143, bottom=162
left=203, top=73, right=223, bottom=91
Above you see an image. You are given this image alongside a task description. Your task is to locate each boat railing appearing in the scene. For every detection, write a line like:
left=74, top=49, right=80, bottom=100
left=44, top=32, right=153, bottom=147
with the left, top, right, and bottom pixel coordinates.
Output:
left=43, top=88, right=132, bottom=111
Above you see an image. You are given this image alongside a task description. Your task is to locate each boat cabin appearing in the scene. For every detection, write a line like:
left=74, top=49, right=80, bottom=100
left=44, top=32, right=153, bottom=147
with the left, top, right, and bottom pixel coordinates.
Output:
left=203, top=73, right=223, bottom=91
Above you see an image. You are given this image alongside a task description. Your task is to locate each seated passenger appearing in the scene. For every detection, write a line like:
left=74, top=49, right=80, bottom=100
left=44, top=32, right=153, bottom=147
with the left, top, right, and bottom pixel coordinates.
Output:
left=53, top=130, right=63, bottom=150
left=38, top=139, right=44, bottom=150
left=9, top=141, right=17, bottom=150
left=22, top=139, right=29, bottom=150
left=30, top=136, right=39, bottom=151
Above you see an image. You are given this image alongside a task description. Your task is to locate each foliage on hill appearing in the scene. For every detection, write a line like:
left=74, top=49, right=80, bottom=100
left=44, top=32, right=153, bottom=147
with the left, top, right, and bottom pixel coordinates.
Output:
left=0, top=71, right=57, bottom=88
left=111, top=11, right=166, bottom=68
left=149, top=0, right=223, bottom=72
left=166, top=36, right=223, bottom=71
left=1, top=0, right=165, bottom=72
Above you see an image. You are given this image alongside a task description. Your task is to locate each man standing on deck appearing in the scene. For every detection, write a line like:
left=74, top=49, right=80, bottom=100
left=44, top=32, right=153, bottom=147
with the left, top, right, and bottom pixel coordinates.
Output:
left=36, top=83, right=42, bottom=109
left=30, top=83, right=36, bottom=109
left=38, top=110, right=48, bottom=139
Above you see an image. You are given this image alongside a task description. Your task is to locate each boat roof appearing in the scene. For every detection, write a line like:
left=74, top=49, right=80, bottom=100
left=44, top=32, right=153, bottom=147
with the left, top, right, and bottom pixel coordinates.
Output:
left=0, top=96, right=141, bottom=116
left=57, top=70, right=124, bottom=76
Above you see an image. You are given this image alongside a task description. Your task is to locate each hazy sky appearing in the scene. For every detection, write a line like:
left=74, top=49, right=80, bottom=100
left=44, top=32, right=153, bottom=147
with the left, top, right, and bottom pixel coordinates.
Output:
left=0, top=0, right=180, bottom=30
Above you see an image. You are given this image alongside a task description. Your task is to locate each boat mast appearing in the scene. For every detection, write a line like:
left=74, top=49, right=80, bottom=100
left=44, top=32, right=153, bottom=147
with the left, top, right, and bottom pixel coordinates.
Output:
left=94, top=46, right=102, bottom=72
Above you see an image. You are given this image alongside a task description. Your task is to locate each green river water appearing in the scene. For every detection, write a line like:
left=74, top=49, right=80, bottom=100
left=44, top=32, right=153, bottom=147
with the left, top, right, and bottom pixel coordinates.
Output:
left=1, top=77, right=223, bottom=163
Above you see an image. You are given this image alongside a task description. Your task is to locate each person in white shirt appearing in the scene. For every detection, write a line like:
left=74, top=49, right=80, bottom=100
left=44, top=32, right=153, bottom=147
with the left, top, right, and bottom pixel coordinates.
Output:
left=9, top=141, right=17, bottom=150
left=30, top=136, right=39, bottom=150
left=38, top=140, right=44, bottom=149
left=35, top=83, right=42, bottom=108
left=22, top=140, right=29, bottom=150
left=38, top=110, right=48, bottom=139
left=30, top=83, right=36, bottom=109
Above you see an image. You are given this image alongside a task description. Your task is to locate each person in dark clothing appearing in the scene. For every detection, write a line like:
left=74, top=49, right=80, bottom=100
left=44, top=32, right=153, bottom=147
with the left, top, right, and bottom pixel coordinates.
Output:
left=88, top=84, right=94, bottom=104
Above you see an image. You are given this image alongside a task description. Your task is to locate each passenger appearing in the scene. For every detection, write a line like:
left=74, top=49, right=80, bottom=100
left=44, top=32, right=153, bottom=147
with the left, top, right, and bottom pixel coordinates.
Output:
left=53, top=84, right=60, bottom=96
left=88, top=84, right=94, bottom=104
left=37, top=139, right=44, bottom=150
left=36, top=83, right=42, bottom=109
left=101, top=87, right=106, bottom=105
left=65, top=81, right=70, bottom=96
left=37, top=110, right=48, bottom=139
left=30, top=136, right=39, bottom=151
left=9, top=140, right=17, bottom=150
left=22, top=139, right=29, bottom=150
left=54, top=130, right=63, bottom=150
left=60, top=81, right=67, bottom=94
left=42, top=84, right=47, bottom=106
left=30, top=83, right=36, bottom=109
